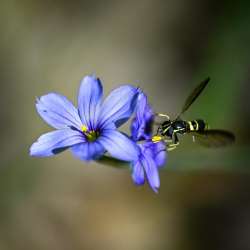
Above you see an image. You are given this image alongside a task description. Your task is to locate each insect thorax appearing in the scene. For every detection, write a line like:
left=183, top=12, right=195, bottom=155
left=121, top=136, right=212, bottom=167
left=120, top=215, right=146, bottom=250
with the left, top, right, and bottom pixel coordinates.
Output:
left=161, top=120, right=172, bottom=136
left=161, top=120, right=187, bottom=137
left=160, top=119, right=207, bottom=137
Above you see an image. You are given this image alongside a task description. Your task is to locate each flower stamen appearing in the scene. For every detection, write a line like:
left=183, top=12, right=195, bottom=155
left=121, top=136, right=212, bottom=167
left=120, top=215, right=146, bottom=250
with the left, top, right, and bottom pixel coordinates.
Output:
left=81, top=125, right=99, bottom=142
left=81, top=125, right=88, bottom=133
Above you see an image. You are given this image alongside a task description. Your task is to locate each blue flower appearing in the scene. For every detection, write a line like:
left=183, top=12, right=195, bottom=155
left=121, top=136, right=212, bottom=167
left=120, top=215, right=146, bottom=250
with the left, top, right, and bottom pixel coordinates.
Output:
left=30, top=75, right=139, bottom=162
left=130, top=91, right=166, bottom=192
left=131, top=91, right=154, bottom=141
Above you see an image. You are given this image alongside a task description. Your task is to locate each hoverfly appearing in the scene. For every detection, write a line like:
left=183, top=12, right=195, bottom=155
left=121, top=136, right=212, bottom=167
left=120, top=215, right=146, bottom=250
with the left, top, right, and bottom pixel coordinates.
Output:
left=152, top=77, right=235, bottom=151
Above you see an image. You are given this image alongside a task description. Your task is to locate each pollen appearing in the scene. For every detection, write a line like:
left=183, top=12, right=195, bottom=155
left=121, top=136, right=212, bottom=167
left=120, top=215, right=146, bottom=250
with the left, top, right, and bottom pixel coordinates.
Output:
left=81, top=125, right=99, bottom=142
left=86, top=130, right=99, bottom=142
left=81, top=125, right=88, bottom=133
left=152, top=135, right=162, bottom=143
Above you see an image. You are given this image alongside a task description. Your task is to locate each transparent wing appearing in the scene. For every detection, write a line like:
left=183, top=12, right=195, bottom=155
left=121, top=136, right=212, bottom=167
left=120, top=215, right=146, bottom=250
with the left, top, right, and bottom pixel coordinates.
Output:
left=179, top=77, right=210, bottom=116
left=192, top=129, right=235, bottom=147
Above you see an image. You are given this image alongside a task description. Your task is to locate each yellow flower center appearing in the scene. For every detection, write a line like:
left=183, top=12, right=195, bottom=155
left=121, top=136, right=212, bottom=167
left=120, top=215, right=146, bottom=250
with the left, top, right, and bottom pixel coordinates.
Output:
left=81, top=125, right=99, bottom=142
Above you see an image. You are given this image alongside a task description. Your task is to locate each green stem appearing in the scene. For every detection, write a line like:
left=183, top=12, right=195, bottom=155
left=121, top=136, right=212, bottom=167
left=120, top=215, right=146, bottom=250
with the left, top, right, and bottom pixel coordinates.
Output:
left=96, top=156, right=130, bottom=169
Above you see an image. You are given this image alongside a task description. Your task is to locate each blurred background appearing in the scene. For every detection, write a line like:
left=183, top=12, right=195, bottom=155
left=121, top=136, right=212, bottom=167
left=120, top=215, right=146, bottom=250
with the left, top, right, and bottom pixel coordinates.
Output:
left=1, top=0, right=250, bottom=249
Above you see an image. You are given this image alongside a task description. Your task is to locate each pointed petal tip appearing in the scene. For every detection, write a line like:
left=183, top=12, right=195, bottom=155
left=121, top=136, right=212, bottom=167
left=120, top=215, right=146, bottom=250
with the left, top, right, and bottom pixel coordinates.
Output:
left=132, top=160, right=145, bottom=186
left=133, top=177, right=145, bottom=186
left=35, top=92, right=82, bottom=129
left=29, top=141, right=46, bottom=157
left=152, top=187, right=159, bottom=193
left=150, top=179, right=160, bottom=193
left=78, top=74, right=103, bottom=128
left=29, top=129, right=85, bottom=158
left=35, top=96, right=40, bottom=103
left=82, top=75, right=92, bottom=81
left=29, top=144, right=35, bottom=157
left=80, top=74, right=99, bottom=84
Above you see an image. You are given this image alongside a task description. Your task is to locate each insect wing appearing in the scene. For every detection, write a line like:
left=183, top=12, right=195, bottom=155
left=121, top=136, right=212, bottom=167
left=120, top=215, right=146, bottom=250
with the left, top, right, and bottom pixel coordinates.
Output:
left=180, top=77, right=210, bottom=115
left=192, top=129, right=235, bottom=147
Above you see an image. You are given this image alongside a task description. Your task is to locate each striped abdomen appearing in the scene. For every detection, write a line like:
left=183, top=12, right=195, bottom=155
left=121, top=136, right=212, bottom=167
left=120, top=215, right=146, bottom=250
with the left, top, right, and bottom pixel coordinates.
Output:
left=187, top=119, right=207, bottom=132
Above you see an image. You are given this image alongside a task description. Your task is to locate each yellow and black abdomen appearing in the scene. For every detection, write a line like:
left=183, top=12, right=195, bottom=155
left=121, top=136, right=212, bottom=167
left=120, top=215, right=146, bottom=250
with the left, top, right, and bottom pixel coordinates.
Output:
left=187, top=119, right=207, bottom=132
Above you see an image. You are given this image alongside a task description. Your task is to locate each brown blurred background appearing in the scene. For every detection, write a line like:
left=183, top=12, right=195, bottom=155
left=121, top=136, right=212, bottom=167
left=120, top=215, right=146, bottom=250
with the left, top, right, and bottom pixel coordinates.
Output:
left=1, top=0, right=250, bottom=249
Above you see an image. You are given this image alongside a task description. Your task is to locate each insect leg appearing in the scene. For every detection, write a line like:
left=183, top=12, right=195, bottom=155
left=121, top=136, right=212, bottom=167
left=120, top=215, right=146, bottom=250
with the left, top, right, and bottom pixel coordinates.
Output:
left=156, top=126, right=161, bottom=135
left=166, top=132, right=180, bottom=151
left=156, top=113, right=170, bottom=120
left=167, top=145, right=177, bottom=151
left=163, top=139, right=173, bottom=143
left=167, top=141, right=179, bottom=151
left=173, top=132, right=179, bottom=144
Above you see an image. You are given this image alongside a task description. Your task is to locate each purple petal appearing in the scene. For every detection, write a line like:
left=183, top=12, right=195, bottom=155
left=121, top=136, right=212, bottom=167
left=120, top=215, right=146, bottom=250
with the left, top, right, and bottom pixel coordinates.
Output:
left=78, top=75, right=103, bottom=130
left=141, top=154, right=160, bottom=193
left=132, top=160, right=145, bottom=185
left=143, top=141, right=167, bottom=168
left=71, top=141, right=105, bottom=161
left=36, top=93, right=82, bottom=129
left=153, top=142, right=167, bottom=168
left=98, top=85, right=138, bottom=129
left=30, top=129, right=85, bottom=157
left=98, top=130, right=139, bottom=162
left=131, top=92, right=154, bottom=141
